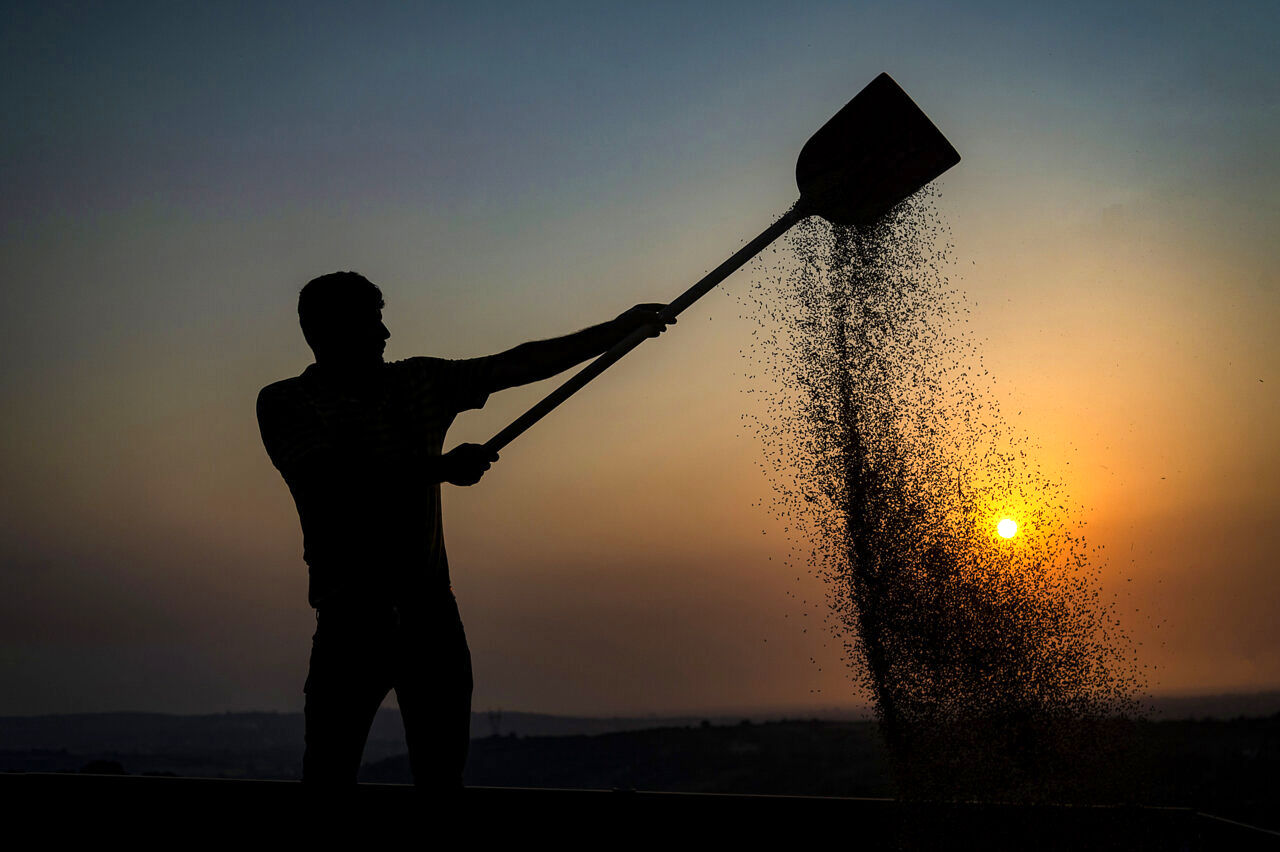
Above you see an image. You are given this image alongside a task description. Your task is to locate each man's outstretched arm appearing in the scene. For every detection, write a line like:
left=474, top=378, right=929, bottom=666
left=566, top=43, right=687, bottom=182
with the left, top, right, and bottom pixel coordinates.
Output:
left=486, top=303, right=674, bottom=392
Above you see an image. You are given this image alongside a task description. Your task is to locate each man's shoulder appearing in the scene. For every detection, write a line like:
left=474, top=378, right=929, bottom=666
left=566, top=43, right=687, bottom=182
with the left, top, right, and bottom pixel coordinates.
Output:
left=388, top=355, right=447, bottom=372
left=388, top=356, right=495, bottom=411
left=258, top=375, right=303, bottom=402
left=256, top=372, right=313, bottom=421
left=386, top=356, right=460, bottom=386
left=390, top=355, right=498, bottom=373
left=259, top=374, right=305, bottom=394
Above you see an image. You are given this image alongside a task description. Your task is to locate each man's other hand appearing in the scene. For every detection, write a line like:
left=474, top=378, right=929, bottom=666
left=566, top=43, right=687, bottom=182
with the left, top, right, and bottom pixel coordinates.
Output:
left=441, top=443, right=499, bottom=486
left=615, top=303, right=675, bottom=339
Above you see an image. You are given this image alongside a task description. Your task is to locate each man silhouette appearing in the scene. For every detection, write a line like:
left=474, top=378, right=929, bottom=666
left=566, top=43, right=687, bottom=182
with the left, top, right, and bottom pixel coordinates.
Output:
left=256, top=271, right=670, bottom=788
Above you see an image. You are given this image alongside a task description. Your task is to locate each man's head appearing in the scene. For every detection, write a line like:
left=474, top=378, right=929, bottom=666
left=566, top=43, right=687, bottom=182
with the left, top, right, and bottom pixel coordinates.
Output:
left=298, top=271, right=390, bottom=365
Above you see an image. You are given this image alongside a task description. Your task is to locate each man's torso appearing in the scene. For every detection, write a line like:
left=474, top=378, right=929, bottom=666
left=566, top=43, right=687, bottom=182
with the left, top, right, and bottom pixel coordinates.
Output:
left=257, top=356, right=493, bottom=607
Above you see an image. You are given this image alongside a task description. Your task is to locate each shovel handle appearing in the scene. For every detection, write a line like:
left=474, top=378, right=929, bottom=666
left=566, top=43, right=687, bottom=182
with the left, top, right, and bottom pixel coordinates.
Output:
left=483, top=200, right=811, bottom=454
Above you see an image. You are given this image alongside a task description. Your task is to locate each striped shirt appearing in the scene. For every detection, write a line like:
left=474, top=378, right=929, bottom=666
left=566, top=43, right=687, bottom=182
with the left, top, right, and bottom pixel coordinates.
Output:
left=257, top=356, right=496, bottom=608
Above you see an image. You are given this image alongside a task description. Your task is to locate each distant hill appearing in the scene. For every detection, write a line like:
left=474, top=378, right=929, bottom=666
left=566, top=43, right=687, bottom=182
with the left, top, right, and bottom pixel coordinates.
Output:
left=381, top=719, right=893, bottom=798
left=0, top=708, right=861, bottom=775
left=1, top=690, right=1275, bottom=755
left=0, top=709, right=833, bottom=757
left=1142, top=690, right=1280, bottom=719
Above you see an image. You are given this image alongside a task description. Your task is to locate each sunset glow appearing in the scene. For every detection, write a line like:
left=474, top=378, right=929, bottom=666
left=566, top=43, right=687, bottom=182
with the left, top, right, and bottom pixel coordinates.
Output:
left=0, top=2, right=1275, bottom=717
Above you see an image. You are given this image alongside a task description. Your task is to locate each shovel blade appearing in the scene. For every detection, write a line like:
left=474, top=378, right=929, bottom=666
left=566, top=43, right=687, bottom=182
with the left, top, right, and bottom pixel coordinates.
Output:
left=796, top=73, right=960, bottom=228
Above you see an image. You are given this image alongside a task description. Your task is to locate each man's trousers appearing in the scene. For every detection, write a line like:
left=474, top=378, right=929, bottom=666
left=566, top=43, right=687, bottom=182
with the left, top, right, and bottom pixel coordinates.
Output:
left=301, top=593, right=473, bottom=788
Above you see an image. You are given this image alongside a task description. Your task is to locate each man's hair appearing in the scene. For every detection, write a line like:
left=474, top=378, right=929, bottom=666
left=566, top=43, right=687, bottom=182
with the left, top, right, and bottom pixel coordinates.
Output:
left=298, top=271, right=384, bottom=346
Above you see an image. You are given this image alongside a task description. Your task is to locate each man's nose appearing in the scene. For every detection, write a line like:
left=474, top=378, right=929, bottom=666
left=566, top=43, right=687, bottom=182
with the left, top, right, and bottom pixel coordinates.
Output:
left=380, top=322, right=391, bottom=340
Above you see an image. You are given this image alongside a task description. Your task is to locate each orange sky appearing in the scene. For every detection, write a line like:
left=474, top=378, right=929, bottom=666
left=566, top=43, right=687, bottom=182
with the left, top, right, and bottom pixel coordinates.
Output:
left=1, top=2, right=1276, bottom=714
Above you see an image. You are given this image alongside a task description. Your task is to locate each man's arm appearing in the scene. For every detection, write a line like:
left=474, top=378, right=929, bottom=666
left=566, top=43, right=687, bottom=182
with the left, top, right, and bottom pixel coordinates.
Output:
left=486, top=303, right=674, bottom=392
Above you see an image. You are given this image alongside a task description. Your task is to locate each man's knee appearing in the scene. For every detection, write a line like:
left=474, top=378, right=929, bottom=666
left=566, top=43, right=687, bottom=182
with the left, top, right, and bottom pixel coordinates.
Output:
left=302, top=669, right=389, bottom=783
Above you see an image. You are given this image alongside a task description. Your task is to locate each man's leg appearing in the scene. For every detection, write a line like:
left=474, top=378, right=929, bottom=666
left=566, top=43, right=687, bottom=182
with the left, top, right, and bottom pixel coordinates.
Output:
left=394, top=595, right=474, bottom=791
left=302, top=607, right=394, bottom=785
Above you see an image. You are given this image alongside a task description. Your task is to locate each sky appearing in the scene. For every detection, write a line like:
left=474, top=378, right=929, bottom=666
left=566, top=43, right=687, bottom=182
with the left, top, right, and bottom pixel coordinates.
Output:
left=1, top=0, right=1276, bottom=716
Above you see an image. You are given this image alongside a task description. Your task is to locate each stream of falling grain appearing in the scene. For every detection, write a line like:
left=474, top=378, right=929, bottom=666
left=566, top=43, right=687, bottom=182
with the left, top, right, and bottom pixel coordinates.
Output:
left=742, top=189, right=1144, bottom=802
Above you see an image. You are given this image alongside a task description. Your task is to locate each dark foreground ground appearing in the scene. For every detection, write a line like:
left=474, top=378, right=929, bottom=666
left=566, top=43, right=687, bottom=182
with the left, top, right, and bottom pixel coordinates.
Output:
left=4, top=714, right=1277, bottom=845
left=3, top=773, right=1275, bottom=850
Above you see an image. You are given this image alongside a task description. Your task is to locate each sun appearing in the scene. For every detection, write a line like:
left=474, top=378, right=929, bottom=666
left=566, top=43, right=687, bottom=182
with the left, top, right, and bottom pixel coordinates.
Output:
left=997, top=518, right=1018, bottom=539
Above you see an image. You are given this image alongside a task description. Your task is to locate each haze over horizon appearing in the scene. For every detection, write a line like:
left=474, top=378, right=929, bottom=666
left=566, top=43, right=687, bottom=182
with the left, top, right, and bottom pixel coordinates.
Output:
left=2, top=1, right=1277, bottom=716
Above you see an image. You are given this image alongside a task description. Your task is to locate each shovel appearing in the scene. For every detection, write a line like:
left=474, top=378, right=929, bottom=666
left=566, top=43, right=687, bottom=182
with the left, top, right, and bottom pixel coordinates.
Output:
left=484, top=72, right=960, bottom=453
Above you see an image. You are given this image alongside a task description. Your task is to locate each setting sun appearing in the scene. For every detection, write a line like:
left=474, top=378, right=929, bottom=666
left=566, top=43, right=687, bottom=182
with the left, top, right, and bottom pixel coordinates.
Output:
left=997, top=518, right=1018, bottom=539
